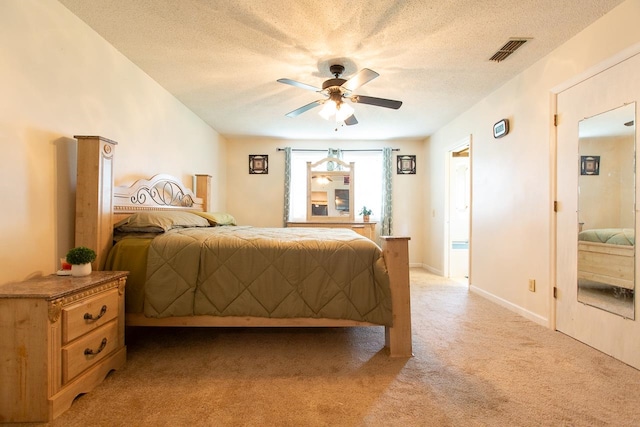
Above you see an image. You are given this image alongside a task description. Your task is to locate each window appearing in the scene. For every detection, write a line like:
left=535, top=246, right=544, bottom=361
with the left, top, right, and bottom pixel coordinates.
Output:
left=289, top=150, right=383, bottom=222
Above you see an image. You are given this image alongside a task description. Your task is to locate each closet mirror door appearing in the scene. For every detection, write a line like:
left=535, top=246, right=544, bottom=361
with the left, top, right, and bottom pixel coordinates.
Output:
left=577, top=103, right=636, bottom=319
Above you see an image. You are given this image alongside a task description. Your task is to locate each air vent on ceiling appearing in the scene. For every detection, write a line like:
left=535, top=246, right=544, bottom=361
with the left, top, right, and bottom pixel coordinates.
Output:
left=489, top=39, right=529, bottom=62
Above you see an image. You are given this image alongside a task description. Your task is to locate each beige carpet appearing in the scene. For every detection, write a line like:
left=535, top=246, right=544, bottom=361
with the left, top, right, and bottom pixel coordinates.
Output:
left=37, top=269, right=640, bottom=426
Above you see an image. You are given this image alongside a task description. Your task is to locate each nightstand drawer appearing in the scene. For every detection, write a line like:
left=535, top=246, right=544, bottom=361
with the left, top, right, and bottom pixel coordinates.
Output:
left=62, top=319, right=119, bottom=384
left=62, top=288, right=119, bottom=344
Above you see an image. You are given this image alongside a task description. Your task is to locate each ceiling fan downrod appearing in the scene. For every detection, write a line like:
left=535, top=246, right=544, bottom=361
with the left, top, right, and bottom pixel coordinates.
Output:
left=323, top=64, right=347, bottom=90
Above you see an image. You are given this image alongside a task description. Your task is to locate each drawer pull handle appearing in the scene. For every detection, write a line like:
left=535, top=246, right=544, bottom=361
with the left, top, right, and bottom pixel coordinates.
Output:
left=84, top=305, right=107, bottom=321
left=84, top=338, right=108, bottom=356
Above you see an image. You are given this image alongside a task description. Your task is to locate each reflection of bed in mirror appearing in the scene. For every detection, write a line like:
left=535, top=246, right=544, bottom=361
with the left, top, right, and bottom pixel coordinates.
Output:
left=577, top=228, right=634, bottom=290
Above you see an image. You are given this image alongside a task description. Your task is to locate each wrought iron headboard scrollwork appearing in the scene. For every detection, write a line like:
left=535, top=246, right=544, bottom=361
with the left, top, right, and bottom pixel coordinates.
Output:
left=113, top=173, right=204, bottom=214
left=129, top=180, right=194, bottom=207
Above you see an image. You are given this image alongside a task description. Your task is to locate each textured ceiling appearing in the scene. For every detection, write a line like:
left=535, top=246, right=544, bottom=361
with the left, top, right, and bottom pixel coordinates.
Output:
left=59, top=0, right=624, bottom=140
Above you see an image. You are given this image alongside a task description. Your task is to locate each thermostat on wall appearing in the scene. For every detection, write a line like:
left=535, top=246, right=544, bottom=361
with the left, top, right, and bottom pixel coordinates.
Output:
left=493, top=119, right=509, bottom=138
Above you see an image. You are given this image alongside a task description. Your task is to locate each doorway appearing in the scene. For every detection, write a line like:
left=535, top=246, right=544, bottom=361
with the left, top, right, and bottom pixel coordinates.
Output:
left=445, top=138, right=471, bottom=283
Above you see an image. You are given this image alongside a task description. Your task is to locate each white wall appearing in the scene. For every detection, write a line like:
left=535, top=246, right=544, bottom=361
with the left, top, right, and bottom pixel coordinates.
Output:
left=225, top=137, right=425, bottom=265
left=425, top=0, right=640, bottom=325
left=0, top=0, right=226, bottom=285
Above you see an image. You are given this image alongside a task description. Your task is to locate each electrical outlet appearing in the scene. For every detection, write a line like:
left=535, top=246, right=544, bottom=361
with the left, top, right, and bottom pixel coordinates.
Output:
left=529, top=279, right=536, bottom=292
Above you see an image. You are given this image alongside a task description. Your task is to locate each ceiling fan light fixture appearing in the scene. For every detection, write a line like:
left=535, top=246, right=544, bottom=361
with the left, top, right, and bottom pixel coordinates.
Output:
left=314, top=175, right=331, bottom=185
left=319, top=100, right=337, bottom=120
left=319, top=99, right=354, bottom=122
left=335, top=102, right=354, bottom=122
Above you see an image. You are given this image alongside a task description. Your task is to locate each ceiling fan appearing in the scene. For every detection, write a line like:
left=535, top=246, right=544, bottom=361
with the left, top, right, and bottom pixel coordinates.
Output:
left=277, top=64, right=402, bottom=126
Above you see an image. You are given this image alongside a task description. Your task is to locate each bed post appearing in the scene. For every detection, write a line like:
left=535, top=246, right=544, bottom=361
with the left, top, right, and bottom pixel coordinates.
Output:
left=74, top=135, right=117, bottom=271
left=381, top=236, right=412, bottom=357
left=195, top=174, right=211, bottom=212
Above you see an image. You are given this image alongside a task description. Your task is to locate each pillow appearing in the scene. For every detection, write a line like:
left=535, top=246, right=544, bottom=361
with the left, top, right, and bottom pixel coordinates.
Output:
left=192, top=211, right=237, bottom=226
left=114, top=211, right=210, bottom=233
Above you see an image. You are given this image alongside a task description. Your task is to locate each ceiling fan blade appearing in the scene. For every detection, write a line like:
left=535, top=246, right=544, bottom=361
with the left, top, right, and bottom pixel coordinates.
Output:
left=341, top=68, right=379, bottom=91
left=285, top=100, right=323, bottom=117
left=344, top=114, right=358, bottom=126
left=277, top=78, right=322, bottom=92
left=350, top=95, right=402, bottom=109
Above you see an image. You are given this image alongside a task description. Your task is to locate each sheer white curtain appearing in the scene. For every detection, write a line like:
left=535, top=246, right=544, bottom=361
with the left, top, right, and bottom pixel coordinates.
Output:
left=342, top=151, right=383, bottom=222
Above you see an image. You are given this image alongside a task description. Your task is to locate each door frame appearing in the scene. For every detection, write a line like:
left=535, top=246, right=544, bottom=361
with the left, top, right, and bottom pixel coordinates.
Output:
left=444, top=136, right=472, bottom=282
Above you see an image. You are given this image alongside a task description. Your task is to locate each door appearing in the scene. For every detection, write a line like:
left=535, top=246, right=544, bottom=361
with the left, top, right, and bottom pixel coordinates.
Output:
left=556, top=53, right=640, bottom=369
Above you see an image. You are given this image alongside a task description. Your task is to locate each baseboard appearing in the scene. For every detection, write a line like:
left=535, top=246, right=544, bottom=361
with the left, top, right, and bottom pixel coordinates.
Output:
left=469, top=285, right=548, bottom=327
left=420, top=264, right=443, bottom=276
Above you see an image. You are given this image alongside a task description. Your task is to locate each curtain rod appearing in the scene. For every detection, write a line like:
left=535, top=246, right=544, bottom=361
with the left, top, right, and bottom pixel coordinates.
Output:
left=276, top=148, right=399, bottom=152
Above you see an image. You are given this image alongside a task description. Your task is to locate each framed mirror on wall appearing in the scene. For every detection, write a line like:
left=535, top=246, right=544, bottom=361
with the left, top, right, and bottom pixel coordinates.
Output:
left=577, top=102, right=636, bottom=319
left=307, top=157, right=354, bottom=221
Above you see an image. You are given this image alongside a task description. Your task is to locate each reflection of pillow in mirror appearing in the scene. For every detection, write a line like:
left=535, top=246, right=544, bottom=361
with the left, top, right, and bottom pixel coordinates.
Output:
left=578, top=228, right=635, bottom=246
left=192, top=211, right=237, bottom=226
left=115, top=211, right=210, bottom=232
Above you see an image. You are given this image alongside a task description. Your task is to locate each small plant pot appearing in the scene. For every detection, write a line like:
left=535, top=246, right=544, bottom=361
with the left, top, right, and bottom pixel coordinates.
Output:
left=71, top=263, right=92, bottom=277
left=363, top=215, right=370, bottom=222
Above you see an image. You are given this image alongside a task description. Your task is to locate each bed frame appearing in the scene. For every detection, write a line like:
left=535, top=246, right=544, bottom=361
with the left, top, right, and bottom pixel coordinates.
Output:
left=578, top=241, right=634, bottom=290
left=74, top=136, right=412, bottom=357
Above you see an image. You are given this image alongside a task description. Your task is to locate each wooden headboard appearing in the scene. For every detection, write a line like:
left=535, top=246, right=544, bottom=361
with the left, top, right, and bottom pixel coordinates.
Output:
left=74, top=136, right=211, bottom=270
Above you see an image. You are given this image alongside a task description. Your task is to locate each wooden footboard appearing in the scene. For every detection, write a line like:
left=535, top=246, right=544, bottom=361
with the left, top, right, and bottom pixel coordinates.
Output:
left=75, top=136, right=413, bottom=358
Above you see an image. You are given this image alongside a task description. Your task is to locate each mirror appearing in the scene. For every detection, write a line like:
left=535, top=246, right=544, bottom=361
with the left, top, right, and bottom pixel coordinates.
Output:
left=307, top=157, right=354, bottom=221
left=577, top=103, right=636, bottom=319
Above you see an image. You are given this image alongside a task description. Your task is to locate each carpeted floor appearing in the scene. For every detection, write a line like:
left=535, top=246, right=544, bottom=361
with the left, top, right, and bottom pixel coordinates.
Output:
left=31, top=269, right=640, bottom=426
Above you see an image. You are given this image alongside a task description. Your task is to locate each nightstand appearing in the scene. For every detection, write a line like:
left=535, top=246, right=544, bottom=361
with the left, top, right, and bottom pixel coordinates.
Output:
left=0, top=271, right=127, bottom=422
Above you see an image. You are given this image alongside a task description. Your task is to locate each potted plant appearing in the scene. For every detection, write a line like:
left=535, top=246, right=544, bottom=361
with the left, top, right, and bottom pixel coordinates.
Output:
left=65, top=246, right=97, bottom=277
left=358, top=206, right=373, bottom=222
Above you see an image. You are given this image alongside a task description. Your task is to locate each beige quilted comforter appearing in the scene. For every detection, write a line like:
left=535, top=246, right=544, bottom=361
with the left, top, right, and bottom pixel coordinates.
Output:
left=142, top=226, right=392, bottom=325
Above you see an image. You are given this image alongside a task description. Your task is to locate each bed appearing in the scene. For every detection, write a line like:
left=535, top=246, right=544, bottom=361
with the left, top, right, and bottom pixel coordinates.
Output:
left=577, top=228, right=634, bottom=290
left=73, top=136, right=412, bottom=357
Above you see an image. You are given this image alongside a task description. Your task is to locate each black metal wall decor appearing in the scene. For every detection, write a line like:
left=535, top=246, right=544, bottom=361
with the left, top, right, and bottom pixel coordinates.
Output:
left=580, top=155, right=600, bottom=175
left=249, top=155, right=268, bottom=174
left=397, top=155, right=416, bottom=174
